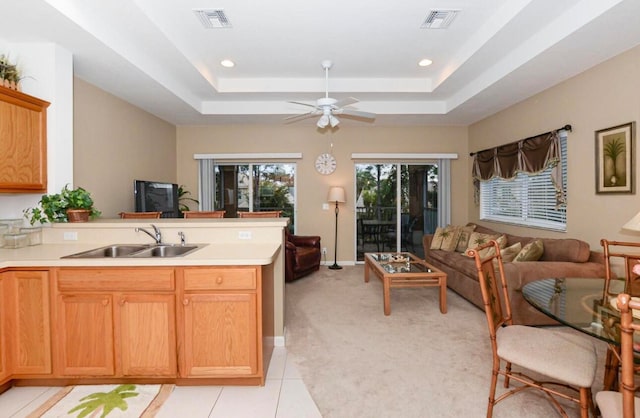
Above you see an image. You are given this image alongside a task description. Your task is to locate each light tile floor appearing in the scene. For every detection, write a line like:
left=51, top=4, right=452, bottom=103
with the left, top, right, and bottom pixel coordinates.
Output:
left=0, top=347, right=321, bottom=418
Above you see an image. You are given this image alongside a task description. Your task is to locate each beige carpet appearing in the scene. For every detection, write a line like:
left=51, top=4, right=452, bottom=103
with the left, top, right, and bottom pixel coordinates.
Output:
left=27, top=384, right=173, bottom=418
left=284, top=265, right=607, bottom=418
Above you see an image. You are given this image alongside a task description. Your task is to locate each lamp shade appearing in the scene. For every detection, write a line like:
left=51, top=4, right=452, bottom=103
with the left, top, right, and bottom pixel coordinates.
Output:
left=623, top=210, right=640, bottom=231
left=327, top=186, right=346, bottom=203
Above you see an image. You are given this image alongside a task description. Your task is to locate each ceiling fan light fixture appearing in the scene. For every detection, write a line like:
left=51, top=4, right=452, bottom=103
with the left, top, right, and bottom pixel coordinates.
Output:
left=317, top=114, right=329, bottom=128
left=329, top=115, right=340, bottom=128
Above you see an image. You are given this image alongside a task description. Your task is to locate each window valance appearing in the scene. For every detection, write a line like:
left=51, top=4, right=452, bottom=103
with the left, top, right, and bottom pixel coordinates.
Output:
left=471, top=125, right=571, bottom=206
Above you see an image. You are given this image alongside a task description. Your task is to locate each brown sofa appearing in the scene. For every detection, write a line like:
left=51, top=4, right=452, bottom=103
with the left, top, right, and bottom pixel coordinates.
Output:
left=422, top=223, right=605, bottom=325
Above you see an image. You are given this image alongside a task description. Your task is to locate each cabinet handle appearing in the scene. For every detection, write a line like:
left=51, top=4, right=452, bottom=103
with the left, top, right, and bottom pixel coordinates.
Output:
left=102, top=299, right=109, bottom=306
left=216, top=276, right=223, bottom=284
left=119, top=298, right=126, bottom=306
left=183, top=298, right=190, bottom=306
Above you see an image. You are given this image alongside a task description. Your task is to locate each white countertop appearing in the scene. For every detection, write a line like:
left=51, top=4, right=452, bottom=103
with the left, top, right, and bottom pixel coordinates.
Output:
left=0, top=242, right=281, bottom=268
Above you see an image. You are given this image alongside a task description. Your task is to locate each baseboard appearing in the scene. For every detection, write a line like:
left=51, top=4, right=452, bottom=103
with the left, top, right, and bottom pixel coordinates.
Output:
left=320, top=261, right=356, bottom=266
left=265, top=335, right=286, bottom=347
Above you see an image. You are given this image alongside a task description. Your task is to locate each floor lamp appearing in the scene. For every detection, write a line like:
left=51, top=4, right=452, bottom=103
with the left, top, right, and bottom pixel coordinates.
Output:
left=327, top=186, right=346, bottom=270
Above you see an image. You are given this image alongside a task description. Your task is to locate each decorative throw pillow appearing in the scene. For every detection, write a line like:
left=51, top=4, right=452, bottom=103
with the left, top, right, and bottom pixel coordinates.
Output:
left=466, top=232, right=501, bottom=257
left=514, top=239, right=544, bottom=262
left=455, top=224, right=477, bottom=253
left=430, top=225, right=462, bottom=251
left=501, top=242, right=522, bottom=262
left=430, top=227, right=446, bottom=250
left=491, top=242, right=522, bottom=267
left=479, top=234, right=508, bottom=258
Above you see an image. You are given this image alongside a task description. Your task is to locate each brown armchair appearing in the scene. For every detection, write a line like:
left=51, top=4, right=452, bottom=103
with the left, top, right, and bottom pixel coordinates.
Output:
left=285, top=230, right=321, bottom=282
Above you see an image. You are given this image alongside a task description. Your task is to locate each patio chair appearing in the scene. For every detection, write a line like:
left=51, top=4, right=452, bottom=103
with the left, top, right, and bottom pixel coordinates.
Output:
left=467, top=240, right=597, bottom=418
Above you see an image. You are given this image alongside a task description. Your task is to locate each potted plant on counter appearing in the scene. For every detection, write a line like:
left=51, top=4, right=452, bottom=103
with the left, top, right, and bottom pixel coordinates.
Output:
left=24, top=184, right=101, bottom=225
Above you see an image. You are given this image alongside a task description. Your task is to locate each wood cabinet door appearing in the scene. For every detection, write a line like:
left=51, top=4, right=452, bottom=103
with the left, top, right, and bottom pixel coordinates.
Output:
left=8, top=270, right=51, bottom=375
left=117, top=293, right=176, bottom=376
left=181, top=292, right=258, bottom=377
left=0, top=273, right=10, bottom=383
left=57, top=294, right=114, bottom=376
left=0, top=87, right=50, bottom=193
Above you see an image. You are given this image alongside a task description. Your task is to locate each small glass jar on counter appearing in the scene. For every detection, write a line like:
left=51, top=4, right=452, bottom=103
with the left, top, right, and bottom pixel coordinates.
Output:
left=19, top=226, right=42, bottom=246
left=0, top=218, right=25, bottom=233
left=0, top=224, right=8, bottom=247
left=3, top=233, right=29, bottom=249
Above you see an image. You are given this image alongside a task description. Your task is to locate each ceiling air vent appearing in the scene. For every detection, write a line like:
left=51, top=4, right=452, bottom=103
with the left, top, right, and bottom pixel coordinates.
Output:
left=421, top=10, right=459, bottom=29
left=193, top=9, right=232, bottom=29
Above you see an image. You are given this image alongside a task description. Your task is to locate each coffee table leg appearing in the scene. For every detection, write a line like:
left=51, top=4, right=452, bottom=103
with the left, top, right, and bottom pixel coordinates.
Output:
left=364, top=260, right=370, bottom=283
left=383, top=277, right=391, bottom=315
left=439, top=276, right=447, bottom=314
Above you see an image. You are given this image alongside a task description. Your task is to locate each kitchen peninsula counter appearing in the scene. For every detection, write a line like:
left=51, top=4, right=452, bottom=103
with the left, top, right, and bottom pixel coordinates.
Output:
left=0, top=218, right=287, bottom=390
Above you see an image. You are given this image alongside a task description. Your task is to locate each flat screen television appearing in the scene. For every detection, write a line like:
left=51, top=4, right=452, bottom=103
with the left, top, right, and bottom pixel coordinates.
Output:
left=134, top=180, right=180, bottom=218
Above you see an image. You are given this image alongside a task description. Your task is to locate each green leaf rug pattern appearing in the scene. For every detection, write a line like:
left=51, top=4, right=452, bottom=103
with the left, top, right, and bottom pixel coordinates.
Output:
left=67, top=384, right=139, bottom=418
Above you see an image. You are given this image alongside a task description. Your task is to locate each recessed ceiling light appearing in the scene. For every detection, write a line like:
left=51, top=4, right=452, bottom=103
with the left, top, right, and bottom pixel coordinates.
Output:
left=418, top=59, right=433, bottom=67
left=221, top=59, right=235, bottom=68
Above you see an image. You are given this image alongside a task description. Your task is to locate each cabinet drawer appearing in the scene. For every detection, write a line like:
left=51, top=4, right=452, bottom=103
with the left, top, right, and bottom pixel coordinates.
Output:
left=56, top=268, right=175, bottom=292
left=183, top=268, right=257, bottom=291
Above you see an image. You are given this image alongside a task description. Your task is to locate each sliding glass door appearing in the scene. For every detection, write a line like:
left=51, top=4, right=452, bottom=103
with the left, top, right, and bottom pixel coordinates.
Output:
left=355, top=163, right=439, bottom=261
left=206, top=163, right=296, bottom=229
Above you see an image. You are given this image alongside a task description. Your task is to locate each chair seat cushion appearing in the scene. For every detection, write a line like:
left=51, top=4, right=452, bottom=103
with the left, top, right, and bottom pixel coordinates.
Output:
left=496, top=325, right=597, bottom=388
left=596, top=391, right=640, bottom=418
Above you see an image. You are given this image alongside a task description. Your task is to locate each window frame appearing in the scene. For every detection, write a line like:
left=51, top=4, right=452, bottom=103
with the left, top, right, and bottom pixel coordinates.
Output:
left=479, top=131, right=567, bottom=231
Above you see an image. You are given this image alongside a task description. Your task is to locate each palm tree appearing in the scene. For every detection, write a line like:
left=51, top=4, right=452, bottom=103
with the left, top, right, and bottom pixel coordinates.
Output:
left=603, top=137, right=625, bottom=185
left=68, top=384, right=139, bottom=418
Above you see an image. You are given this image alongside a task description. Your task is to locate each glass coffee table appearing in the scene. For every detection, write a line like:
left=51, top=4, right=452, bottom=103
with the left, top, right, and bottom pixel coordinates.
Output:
left=364, top=252, right=447, bottom=316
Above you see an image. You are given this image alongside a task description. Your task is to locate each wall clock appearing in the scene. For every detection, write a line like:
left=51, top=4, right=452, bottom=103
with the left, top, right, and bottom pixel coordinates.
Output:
left=315, top=153, right=337, bottom=175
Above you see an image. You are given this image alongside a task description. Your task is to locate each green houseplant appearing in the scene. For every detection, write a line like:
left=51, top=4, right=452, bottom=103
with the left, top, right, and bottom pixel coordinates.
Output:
left=0, top=54, right=22, bottom=90
left=24, top=185, right=101, bottom=225
left=178, top=184, right=199, bottom=213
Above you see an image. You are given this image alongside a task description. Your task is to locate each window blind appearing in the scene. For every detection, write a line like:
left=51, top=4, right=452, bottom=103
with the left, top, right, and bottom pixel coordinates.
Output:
left=480, top=132, right=567, bottom=231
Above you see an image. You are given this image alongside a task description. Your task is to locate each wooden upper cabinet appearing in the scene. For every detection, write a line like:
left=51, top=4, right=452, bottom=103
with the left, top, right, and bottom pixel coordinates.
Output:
left=0, top=86, right=50, bottom=193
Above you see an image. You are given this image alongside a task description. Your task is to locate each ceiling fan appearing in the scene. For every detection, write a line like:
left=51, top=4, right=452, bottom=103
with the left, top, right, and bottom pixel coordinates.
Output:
left=285, top=60, right=376, bottom=128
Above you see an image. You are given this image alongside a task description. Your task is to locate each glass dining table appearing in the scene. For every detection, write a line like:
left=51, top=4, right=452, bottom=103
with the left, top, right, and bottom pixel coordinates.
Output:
left=522, top=277, right=629, bottom=391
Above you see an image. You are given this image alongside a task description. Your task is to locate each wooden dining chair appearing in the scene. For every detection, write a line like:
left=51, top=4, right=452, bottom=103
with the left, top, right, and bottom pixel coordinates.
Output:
left=467, top=240, right=597, bottom=418
left=119, top=211, right=162, bottom=219
left=183, top=210, right=226, bottom=218
left=600, top=239, right=640, bottom=300
left=237, top=211, right=282, bottom=218
left=600, top=239, right=640, bottom=391
left=596, top=293, right=640, bottom=418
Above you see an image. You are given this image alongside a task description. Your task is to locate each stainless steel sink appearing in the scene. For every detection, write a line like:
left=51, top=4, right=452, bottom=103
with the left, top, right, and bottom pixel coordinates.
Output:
left=130, top=244, right=201, bottom=258
left=63, top=243, right=204, bottom=258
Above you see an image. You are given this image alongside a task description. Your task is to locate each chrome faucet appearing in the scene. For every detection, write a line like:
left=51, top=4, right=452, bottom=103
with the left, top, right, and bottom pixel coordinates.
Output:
left=136, top=224, right=162, bottom=244
left=178, top=231, right=186, bottom=245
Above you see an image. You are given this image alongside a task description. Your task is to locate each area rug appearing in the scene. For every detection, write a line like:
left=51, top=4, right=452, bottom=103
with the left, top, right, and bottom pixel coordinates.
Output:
left=284, top=265, right=608, bottom=418
left=27, top=384, right=174, bottom=418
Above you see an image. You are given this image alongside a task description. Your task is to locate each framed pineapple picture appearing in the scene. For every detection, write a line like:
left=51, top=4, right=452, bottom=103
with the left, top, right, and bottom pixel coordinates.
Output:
left=595, top=122, right=635, bottom=194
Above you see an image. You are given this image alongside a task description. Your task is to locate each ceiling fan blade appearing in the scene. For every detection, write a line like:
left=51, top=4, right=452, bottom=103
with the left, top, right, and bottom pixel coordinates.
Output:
left=332, top=97, right=359, bottom=108
left=288, top=101, right=318, bottom=109
left=284, top=111, right=319, bottom=122
left=338, top=108, right=377, bottom=120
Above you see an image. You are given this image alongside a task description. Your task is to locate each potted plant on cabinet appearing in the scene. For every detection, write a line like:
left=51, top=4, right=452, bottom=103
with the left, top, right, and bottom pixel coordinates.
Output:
left=24, top=185, right=101, bottom=225
left=0, top=54, right=22, bottom=90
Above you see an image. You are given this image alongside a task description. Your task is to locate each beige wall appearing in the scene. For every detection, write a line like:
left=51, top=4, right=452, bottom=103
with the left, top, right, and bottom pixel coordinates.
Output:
left=468, top=44, right=640, bottom=249
left=74, top=78, right=177, bottom=218
left=176, top=124, right=468, bottom=263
